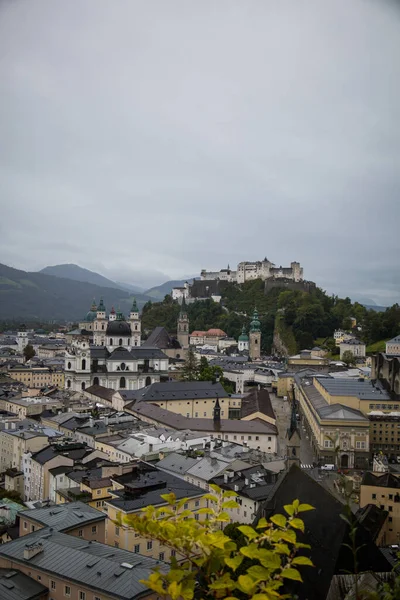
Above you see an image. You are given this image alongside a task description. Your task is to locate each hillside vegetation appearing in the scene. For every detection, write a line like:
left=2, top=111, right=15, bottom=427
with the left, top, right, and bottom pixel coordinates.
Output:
left=0, top=263, right=148, bottom=321
left=141, top=281, right=400, bottom=354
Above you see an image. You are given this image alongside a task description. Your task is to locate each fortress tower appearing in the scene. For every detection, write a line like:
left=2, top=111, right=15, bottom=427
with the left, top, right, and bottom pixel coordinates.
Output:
left=249, top=308, right=261, bottom=361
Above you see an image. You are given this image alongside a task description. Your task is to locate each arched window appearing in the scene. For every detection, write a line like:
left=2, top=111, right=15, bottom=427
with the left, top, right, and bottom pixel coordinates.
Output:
left=109, top=338, right=113, bottom=346
left=101, top=324, right=104, bottom=330
left=67, top=379, right=71, bottom=388
left=67, top=362, right=71, bottom=370
left=82, top=359, right=86, bottom=370
left=120, top=363, right=126, bottom=371
left=120, top=376, right=126, bottom=389
left=145, top=376, right=151, bottom=386
left=255, top=339, right=258, bottom=345
left=119, top=338, right=123, bottom=346
left=135, top=325, right=138, bottom=331
left=81, top=382, right=86, bottom=390
left=127, top=339, right=130, bottom=346
left=93, top=377, right=99, bottom=386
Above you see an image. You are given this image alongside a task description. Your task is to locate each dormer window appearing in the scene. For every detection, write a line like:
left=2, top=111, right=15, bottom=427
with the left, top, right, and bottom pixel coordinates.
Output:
left=120, top=363, right=126, bottom=371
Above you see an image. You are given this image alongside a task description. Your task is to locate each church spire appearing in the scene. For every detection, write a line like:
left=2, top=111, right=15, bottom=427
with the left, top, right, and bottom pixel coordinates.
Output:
left=131, top=297, right=138, bottom=313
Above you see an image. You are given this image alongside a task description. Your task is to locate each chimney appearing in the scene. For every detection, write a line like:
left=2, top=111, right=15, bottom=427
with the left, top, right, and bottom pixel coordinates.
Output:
left=244, top=478, right=249, bottom=486
left=24, top=542, right=44, bottom=560
left=224, top=472, right=229, bottom=484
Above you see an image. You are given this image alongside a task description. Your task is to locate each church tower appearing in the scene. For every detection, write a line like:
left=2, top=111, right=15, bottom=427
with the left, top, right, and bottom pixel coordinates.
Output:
left=285, top=396, right=301, bottom=470
left=129, top=298, right=141, bottom=347
left=93, top=297, right=107, bottom=346
left=177, top=297, right=189, bottom=348
left=249, top=308, right=261, bottom=361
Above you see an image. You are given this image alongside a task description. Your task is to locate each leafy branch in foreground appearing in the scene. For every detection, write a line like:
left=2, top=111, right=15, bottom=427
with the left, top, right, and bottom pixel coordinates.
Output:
left=119, top=485, right=314, bottom=600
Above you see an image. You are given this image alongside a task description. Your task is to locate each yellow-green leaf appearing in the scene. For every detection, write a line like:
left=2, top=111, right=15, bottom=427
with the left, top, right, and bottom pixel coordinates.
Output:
left=273, top=543, right=290, bottom=556
left=168, top=580, right=182, bottom=600
left=290, top=518, right=305, bottom=532
left=282, top=568, right=303, bottom=582
left=256, top=517, right=269, bottom=529
left=292, top=556, right=313, bottom=566
left=222, top=490, right=238, bottom=498
left=222, top=500, right=239, bottom=509
left=298, top=503, right=314, bottom=513
left=237, top=574, right=257, bottom=594
left=161, top=493, right=176, bottom=505
left=279, top=529, right=296, bottom=544
left=292, top=499, right=300, bottom=510
left=237, top=525, right=259, bottom=540
left=270, top=514, right=287, bottom=528
left=284, top=504, right=294, bottom=516
left=225, top=555, right=244, bottom=571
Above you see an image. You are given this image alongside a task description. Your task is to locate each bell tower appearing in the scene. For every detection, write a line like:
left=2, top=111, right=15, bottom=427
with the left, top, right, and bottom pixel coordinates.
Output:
left=94, top=297, right=107, bottom=346
left=177, top=297, right=189, bottom=348
left=129, top=298, right=141, bottom=347
left=249, top=308, right=261, bottom=361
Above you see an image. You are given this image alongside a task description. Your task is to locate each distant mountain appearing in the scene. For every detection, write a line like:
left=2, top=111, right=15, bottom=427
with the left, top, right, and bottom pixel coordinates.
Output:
left=40, top=264, right=120, bottom=289
left=144, top=279, right=195, bottom=300
left=115, top=281, right=145, bottom=294
left=0, top=263, right=149, bottom=321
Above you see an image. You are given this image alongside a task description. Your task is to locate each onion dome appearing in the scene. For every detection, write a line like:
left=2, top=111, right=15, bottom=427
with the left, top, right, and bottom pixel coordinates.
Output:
left=238, top=325, right=249, bottom=342
left=97, top=297, right=106, bottom=312
left=84, top=299, right=97, bottom=322
left=106, top=320, right=131, bottom=336
left=250, top=308, right=261, bottom=332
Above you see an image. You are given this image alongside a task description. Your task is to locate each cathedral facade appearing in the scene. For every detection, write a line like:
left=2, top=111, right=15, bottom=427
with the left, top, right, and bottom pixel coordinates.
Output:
left=65, top=299, right=169, bottom=392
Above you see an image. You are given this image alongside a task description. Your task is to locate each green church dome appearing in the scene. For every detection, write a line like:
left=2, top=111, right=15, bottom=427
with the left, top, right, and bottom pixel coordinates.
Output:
left=238, top=325, right=249, bottom=341
left=84, top=299, right=97, bottom=322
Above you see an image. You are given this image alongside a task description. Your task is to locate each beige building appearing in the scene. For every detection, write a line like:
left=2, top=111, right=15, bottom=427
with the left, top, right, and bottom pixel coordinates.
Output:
left=8, top=365, right=64, bottom=388
left=0, top=395, right=63, bottom=418
left=288, top=349, right=329, bottom=367
left=0, top=428, right=52, bottom=472
left=294, top=373, right=370, bottom=468
left=360, top=472, right=400, bottom=545
left=4, top=468, right=24, bottom=497
left=104, top=463, right=206, bottom=562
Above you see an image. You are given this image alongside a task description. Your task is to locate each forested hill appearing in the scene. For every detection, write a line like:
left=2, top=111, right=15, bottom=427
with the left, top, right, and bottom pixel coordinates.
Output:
left=141, top=279, right=400, bottom=353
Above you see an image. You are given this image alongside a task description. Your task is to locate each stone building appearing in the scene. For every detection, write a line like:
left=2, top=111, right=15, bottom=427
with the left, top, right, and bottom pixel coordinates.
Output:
left=176, top=297, right=189, bottom=348
left=238, top=326, right=249, bottom=352
left=200, top=258, right=303, bottom=284
left=386, top=335, right=400, bottom=356
left=340, top=338, right=366, bottom=359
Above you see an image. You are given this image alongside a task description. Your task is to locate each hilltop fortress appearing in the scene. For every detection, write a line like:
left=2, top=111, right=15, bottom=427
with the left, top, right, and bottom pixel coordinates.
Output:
left=200, top=258, right=303, bottom=284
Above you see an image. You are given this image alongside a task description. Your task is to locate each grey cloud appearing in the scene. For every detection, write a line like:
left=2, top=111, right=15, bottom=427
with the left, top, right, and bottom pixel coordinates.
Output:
left=0, top=0, right=399, bottom=302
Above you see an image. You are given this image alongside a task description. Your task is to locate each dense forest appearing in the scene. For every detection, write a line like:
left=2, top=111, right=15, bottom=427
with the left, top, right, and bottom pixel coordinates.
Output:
left=141, top=280, right=400, bottom=354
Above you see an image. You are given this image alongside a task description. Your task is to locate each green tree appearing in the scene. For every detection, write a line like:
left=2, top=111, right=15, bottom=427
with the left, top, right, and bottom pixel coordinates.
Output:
left=341, top=350, right=356, bottom=367
left=119, top=486, right=314, bottom=600
left=180, top=347, right=199, bottom=381
left=0, top=489, right=23, bottom=503
left=23, top=343, right=35, bottom=362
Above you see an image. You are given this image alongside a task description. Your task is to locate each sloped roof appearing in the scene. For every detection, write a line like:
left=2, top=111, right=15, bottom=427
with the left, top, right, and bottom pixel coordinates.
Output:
left=156, top=452, right=199, bottom=475
left=142, top=327, right=181, bottom=349
left=0, top=568, right=48, bottom=600
left=0, top=529, right=163, bottom=599
left=85, top=384, right=114, bottom=401
left=387, top=335, right=400, bottom=344
left=18, top=501, right=105, bottom=531
left=132, top=380, right=228, bottom=402
left=240, top=388, right=276, bottom=420
left=362, top=471, right=400, bottom=489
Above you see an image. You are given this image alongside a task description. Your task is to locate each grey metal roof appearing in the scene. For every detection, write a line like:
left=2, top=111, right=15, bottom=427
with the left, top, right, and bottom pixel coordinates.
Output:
left=0, top=568, right=48, bottom=600
left=18, top=501, right=105, bottom=531
left=156, top=452, right=199, bottom=475
left=315, top=376, right=391, bottom=401
left=132, top=380, right=229, bottom=402
left=387, top=335, right=400, bottom=344
left=186, top=457, right=230, bottom=481
left=0, top=530, right=163, bottom=600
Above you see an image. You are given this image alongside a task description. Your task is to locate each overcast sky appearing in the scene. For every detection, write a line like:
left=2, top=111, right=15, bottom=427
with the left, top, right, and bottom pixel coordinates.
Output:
left=0, top=0, right=399, bottom=303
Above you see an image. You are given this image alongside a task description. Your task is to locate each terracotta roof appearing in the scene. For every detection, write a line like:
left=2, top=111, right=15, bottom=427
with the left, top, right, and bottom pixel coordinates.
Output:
left=207, top=328, right=227, bottom=336
left=190, top=331, right=207, bottom=337
left=240, top=388, right=276, bottom=421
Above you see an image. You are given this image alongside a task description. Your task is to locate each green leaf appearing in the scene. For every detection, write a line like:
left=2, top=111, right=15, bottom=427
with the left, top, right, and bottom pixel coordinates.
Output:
left=237, top=574, right=257, bottom=594
left=202, top=494, right=219, bottom=503
left=160, top=493, right=176, bottom=505
left=290, top=518, right=305, bottom=532
left=258, top=551, right=282, bottom=570
left=270, top=514, right=287, bottom=528
left=168, top=580, right=182, bottom=600
left=197, top=507, right=214, bottom=515
left=284, top=504, right=294, bottom=516
left=292, top=499, right=300, bottom=510
left=279, top=529, right=296, bottom=544
left=225, top=555, right=244, bottom=571
left=237, top=525, right=259, bottom=540
left=256, top=517, right=269, bottom=529
left=215, top=511, right=231, bottom=522
left=222, top=490, right=238, bottom=498
left=292, top=556, right=313, bottom=566
left=282, top=568, right=303, bottom=582
left=240, top=543, right=262, bottom=559
left=222, top=500, right=239, bottom=509
left=298, top=503, right=314, bottom=513
left=209, top=483, right=221, bottom=493
left=247, top=565, right=272, bottom=580
left=168, top=570, right=186, bottom=582
left=209, top=576, right=235, bottom=590
left=273, top=543, right=290, bottom=556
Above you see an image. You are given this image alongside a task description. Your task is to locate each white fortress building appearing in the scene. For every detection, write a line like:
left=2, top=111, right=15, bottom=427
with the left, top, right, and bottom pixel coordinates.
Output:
left=200, top=258, right=303, bottom=284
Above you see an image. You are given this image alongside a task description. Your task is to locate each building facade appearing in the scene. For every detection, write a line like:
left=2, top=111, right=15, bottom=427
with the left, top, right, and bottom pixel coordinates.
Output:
left=200, top=258, right=303, bottom=284
left=386, top=336, right=400, bottom=356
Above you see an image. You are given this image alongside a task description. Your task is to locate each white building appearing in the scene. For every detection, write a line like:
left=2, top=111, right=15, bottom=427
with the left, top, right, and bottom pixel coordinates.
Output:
left=65, top=300, right=169, bottom=392
left=172, top=282, right=190, bottom=301
left=386, top=335, right=400, bottom=356
left=340, top=338, right=366, bottom=359
left=200, top=258, right=303, bottom=284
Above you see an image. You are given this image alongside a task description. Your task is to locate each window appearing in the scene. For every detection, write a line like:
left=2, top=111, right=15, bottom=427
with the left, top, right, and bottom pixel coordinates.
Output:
left=110, top=338, right=113, bottom=346
left=79, top=593, right=86, bottom=600
left=171, top=549, right=176, bottom=557
left=195, top=500, right=200, bottom=507
left=268, top=436, right=272, bottom=442
left=91, top=525, right=97, bottom=533
left=82, top=359, right=86, bottom=370
left=23, top=521, right=27, bottom=530
left=256, top=436, right=259, bottom=441
left=64, top=586, right=71, bottom=597
left=96, top=501, right=102, bottom=507
left=147, top=541, right=153, bottom=550
left=120, top=376, right=126, bottom=389
left=204, top=412, right=207, bottom=417
left=115, top=541, right=119, bottom=548
left=248, top=436, right=252, bottom=441
left=78, top=529, right=83, bottom=537
left=389, top=506, right=393, bottom=512
left=37, top=575, right=41, bottom=580
left=159, top=552, right=165, bottom=561
left=67, top=362, right=71, bottom=369
left=50, top=580, right=56, bottom=590
left=372, top=494, right=376, bottom=499
left=81, top=382, right=86, bottom=390
left=134, top=544, right=140, bottom=553
left=184, top=503, right=188, bottom=509
left=115, top=526, right=120, bottom=536
left=389, top=494, right=393, bottom=500
left=389, top=517, right=393, bottom=523
left=195, top=412, right=198, bottom=417
left=195, top=513, right=199, bottom=520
